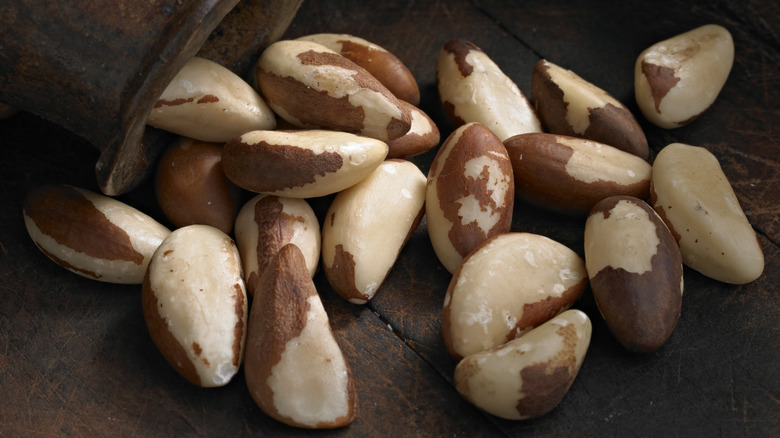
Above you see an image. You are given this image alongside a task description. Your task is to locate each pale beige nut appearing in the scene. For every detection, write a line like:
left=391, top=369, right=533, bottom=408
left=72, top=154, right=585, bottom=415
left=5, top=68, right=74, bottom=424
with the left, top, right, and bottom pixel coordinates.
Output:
left=322, top=159, right=426, bottom=304
left=426, top=122, right=514, bottom=273
left=222, top=129, right=388, bottom=198
left=156, top=138, right=241, bottom=234
left=234, top=194, right=321, bottom=297
left=454, top=309, right=591, bottom=420
left=585, top=196, right=683, bottom=352
left=146, top=57, right=276, bottom=142
left=142, top=224, right=247, bottom=388
left=635, top=24, right=734, bottom=129
left=442, top=232, right=588, bottom=360
left=245, top=244, right=357, bottom=429
left=650, top=143, right=764, bottom=284
left=385, top=100, right=441, bottom=159
left=296, top=33, right=420, bottom=105
left=504, top=133, right=651, bottom=215
left=531, top=59, right=649, bottom=160
left=256, top=39, right=411, bottom=142
left=23, top=184, right=170, bottom=284
left=436, top=39, right=542, bottom=141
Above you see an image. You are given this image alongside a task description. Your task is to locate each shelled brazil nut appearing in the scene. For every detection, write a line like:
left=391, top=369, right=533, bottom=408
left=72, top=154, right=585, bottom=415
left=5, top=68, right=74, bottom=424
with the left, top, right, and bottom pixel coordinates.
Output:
left=385, top=100, right=441, bottom=159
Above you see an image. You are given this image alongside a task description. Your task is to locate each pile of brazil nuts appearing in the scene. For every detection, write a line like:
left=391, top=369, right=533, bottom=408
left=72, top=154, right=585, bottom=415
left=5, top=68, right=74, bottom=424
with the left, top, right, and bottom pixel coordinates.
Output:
left=21, top=24, right=765, bottom=428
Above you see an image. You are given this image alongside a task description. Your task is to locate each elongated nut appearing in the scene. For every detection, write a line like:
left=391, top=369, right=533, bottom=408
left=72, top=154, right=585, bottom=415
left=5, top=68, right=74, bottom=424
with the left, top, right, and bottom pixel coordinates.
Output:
left=142, top=225, right=247, bottom=387
left=650, top=143, right=764, bottom=284
left=504, top=133, right=651, bottom=215
left=426, top=122, right=514, bottom=273
left=156, top=138, right=241, bottom=234
left=234, top=194, right=321, bottom=297
left=322, top=160, right=426, bottom=304
left=222, top=129, right=388, bottom=198
left=385, top=100, right=441, bottom=159
left=437, top=39, right=541, bottom=141
left=256, top=39, right=412, bottom=141
left=146, top=57, right=276, bottom=142
left=442, top=233, right=588, bottom=359
left=23, top=184, right=170, bottom=284
left=531, top=59, right=649, bottom=159
left=245, top=244, right=357, bottom=429
left=635, top=24, right=734, bottom=128
left=296, top=33, right=420, bottom=105
left=454, top=309, right=592, bottom=420
left=585, top=196, right=683, bottom=352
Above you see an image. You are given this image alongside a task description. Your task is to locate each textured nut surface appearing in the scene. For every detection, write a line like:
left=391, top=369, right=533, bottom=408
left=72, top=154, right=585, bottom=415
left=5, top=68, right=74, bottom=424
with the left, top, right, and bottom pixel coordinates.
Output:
left=442, top=232, right=588, bottom=359
left=385, top=100, right=441, bottom=159
left=23, top=184, right=170, bottom=284
left=531, top=59, right=649, bottom=159
left=504, top=133, right=651, bottom=215
left=296, top=33, right=420, bottom=105
left=322, top=160, right=426, bottom=304
left=156, top=138, right=241, bottom=234
left=426, top=122, right=514, bottom=273
left=635, top=24, right=734, bottom=128
left=234, top=194, right=320, bottom=297
left=245, top=244, right=357, bottom=429
left=651, top=143, right=764, bottom=284
left=142, top=225, right=247, bottom=388
left=222, top=129, right=388, bottom=198
left=585, top=196, right=683, bottom=352
left=146, top=57, right=276, bottom=142
left=436, top=39, right=541, bottom=141
left=454, top=309, right=591, bottom=420
left=256, top=39, right=411, bottom=141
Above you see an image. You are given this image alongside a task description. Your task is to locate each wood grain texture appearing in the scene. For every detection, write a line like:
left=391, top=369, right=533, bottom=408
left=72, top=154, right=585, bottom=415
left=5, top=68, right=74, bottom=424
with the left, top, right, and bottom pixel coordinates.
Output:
left=1, top=0, right=777, bottom=436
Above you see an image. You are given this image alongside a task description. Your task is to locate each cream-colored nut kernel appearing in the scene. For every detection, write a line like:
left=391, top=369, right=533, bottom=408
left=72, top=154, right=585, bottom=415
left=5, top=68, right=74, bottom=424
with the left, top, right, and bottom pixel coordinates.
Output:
left=142, top=225, right=247, bottom=388
left=146, top=57, right=276, bottom=142
left=436, top=39, right=542, bottom=141
left=234, top=194, right=321, bottom=297
left=322, top=160, right=426, bottom=304
left=426, top=122, right=514, bottom=273
left=295, top=33, right=420, bottom=106
left=650, top=143, right=764, bottom=284
left=222, top=129, right=388, bottom=198
left=531, top=59, right=649, bottom=160
left=504, top=133, right=651, bottom=215
left=256, top=39, right=411, bottom=142
left=385, top=100, right=441, bottom=159
left=635, top=24, right=734, bottom=129
left=454, top=309, right=591, bottom=420
left=23, top=184, right=170, bottom=284
left=585, top=196, right=683, bottom=352
left=442, top=233, right=588, bottom=360
left=245, top=244, right=357, bottom=429
left=156, top=138, right=241, bottom=234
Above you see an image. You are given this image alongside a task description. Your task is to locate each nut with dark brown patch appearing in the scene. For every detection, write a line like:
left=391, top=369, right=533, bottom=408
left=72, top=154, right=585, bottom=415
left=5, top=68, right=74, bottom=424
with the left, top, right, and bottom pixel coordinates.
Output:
left=141, top=224, right=247, bottom=387
left=222, top=129, right=388, bottom=198
left=234, top=194, right=320, bottom=297
left=454, top=309, right=591, bottom=420
left=436, top=39, right=541, bottom=141
left=256, top=39, right=412, bottom=142
left=442, top=232, right=588, bottom=360
left=322, top=160, right=426, bottom=304
left=426, top=122, right=514, bottom=273
left=385, top=100, right=441, bottom=159
left=244, top=244, right=358, bottom=429
left=635, top=24, right=734, bottom=129
left=531, top=59, right=649, bottom=160
left=585, top=196, right=683, bottom=352
left=23, top=184, right=170, bottom=284
left=503, top=133, right=651, bottom=215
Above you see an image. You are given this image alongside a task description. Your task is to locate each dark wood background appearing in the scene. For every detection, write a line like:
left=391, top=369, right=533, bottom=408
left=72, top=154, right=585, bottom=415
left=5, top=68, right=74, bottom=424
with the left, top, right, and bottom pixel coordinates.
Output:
left=1, top=0, right=777, bottom=436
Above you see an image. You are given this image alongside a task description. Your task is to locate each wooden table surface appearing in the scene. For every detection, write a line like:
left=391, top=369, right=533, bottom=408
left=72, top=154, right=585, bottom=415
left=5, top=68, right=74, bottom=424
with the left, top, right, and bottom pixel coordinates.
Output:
left=1, top=0, right=778, bottom=436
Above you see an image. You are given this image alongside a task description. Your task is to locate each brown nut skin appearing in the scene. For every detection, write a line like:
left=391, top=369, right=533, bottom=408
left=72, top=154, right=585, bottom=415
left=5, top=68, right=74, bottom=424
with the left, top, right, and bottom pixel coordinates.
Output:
left=504, top=133, right=651, bottom=215
left=531, top=59, right=649, bottom=160
left=156, top=138, right=242, bottom=234
left=585, top=196, right=683, bottom=353
left=244, top=244, right=358, bottom=429
left=385, top=100, right=441, bottom=159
